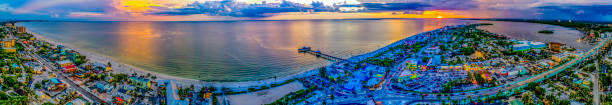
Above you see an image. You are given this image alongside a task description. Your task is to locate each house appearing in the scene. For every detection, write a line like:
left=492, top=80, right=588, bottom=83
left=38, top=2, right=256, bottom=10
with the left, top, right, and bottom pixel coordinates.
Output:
left=424, top=46, right=441, bottom=54
left=496, top=67, right=508, bottom=76
left=114, top=97, right=126, bottom=105
left=96, top=83, right=114, bottom=93
left=57, top=60, right=74, bottom=67
left=47, top=78, right=67, bottom=92
left=343, top=78, right=362, bottom=91
left=29, top=64, right=44, bottom=74
left=552, top=54, right=569, bottom=62
left=68, top=98, right=88, bottom=105
left=50, top=78, right=61, bottom=85
left=129, top=76, right=152, bottom=88
left=63, top=65, right=77, bottom=73
left=568, top=51, right=582, bottom=57
left=471, top=51, right=486, bottom=59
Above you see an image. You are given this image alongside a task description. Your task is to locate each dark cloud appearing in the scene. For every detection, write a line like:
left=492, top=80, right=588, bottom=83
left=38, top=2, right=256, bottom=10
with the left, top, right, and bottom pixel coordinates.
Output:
left=152, top=0, right=479, bottom=18
left=536, top=4, right=612, bottom=21
left=427, top=0, right=478, bottom=10
left=362, top=2, right=430, bottom=11
left=151, top=1, right=325, bottom=18
left=360, top=0, right=477, bottom=11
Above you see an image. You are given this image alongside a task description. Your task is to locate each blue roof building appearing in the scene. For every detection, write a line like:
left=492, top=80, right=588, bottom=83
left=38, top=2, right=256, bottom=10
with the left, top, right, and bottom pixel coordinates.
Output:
left=343, top=78, right=362, bottom=91
left=11, top=63, right=19, bottom=68
left=365, top=78, right=381, bottom=88
left=96, top=83, right=113, bottom=93
left=50, top=78, right=61, bottom=84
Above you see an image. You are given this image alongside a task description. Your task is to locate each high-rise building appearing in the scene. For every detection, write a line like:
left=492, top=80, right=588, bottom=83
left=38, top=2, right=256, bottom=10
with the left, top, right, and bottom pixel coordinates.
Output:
left=17, top=26, right=27, bottom=33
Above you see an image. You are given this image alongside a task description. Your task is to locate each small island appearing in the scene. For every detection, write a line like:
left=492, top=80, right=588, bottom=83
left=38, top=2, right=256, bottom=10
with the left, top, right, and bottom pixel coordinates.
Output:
left=538, top=30, right=554, bottom=34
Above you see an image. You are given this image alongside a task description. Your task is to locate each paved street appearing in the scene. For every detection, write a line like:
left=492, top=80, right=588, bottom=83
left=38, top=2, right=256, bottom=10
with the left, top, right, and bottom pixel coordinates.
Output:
left=28, top=51, right=104, bottom=103
left=594, top=62, right=601, bottom=105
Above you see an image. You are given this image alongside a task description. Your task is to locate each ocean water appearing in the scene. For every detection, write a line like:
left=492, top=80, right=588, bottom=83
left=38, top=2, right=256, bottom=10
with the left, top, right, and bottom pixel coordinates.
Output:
left=17, top=19, right=589, bottom=81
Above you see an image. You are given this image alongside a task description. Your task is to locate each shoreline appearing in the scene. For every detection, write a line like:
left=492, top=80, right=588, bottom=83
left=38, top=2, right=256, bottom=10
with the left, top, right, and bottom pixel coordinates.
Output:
left=28, top=31, right=317, bottom=90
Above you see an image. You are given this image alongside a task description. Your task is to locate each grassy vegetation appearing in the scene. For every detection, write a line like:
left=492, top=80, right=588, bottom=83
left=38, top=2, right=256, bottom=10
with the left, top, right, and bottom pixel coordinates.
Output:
left=215, top=79, right=297, bottom=95
left=266, top=86, right=317, bottom=105
left=538, top=30, right=554, bottom=34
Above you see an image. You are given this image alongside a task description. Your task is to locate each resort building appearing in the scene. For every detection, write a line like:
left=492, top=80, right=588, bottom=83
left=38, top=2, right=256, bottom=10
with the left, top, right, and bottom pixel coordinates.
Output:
left=17, top=26, right=26, bottom=33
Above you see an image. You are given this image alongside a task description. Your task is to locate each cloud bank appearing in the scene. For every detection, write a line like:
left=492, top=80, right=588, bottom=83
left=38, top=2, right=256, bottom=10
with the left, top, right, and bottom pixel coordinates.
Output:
left=0, top=0, right=610, bottom=21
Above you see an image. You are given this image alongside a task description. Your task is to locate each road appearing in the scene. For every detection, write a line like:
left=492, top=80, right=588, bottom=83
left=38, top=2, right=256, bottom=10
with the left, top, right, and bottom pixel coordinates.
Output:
left=594, top=62, right=601, bottom=105
left=28, top=51, right=105, bottom=103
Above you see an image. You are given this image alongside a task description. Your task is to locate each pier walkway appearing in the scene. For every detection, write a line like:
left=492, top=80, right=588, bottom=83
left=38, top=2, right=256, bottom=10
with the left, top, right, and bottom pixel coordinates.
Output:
left=298, top=47, right=352, bottom=63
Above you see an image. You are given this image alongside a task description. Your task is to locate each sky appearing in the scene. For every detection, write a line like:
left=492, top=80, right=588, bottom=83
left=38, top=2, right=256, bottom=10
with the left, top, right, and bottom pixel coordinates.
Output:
left=0, top=0, right=611, bottom=21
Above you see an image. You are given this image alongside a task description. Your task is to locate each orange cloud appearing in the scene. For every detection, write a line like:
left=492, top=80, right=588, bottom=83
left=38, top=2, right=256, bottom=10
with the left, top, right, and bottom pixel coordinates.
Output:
left=111, top=0, right=202, bottom=16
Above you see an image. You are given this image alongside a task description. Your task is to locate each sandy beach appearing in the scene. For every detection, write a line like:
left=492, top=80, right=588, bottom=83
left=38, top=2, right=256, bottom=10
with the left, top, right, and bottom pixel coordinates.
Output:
left=220, top=81, right=305, bottom=105
left=29, top=31, right=318, bottom=92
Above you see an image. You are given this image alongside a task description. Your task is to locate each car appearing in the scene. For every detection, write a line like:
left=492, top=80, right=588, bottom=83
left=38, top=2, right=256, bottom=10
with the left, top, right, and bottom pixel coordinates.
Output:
left=461, top=93, right=466, bottom=95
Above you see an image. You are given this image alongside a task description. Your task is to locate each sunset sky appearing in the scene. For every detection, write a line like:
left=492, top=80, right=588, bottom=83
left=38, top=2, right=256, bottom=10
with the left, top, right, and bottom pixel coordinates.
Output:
left=1, top=0, right=611, bottom=21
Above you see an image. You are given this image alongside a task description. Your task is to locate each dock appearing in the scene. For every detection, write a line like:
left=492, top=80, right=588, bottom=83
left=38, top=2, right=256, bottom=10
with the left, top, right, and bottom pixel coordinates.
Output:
left=298, top=46, right=350, bottom=62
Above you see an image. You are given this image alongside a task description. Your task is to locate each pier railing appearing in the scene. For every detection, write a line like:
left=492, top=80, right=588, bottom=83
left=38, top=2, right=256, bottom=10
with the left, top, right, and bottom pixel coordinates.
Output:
left=299, top=48, right=351, bottom=63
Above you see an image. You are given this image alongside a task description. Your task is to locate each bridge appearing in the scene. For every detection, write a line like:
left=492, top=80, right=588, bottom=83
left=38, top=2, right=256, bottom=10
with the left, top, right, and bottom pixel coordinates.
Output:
left=298, top=47, right=351, bottom=63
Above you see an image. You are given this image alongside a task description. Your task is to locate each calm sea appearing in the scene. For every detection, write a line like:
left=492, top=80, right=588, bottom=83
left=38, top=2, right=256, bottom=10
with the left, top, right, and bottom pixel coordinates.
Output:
left=17, top=19, right=590, bottom=81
